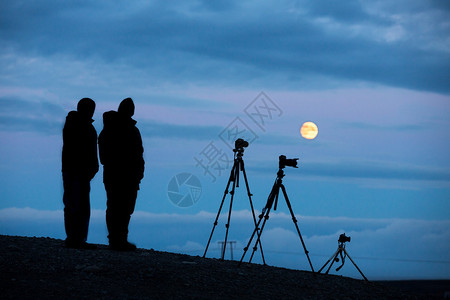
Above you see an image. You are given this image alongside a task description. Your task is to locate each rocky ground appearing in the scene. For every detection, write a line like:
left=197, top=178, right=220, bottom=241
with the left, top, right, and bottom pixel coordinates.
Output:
left=0, top=235, right=447, bottom=299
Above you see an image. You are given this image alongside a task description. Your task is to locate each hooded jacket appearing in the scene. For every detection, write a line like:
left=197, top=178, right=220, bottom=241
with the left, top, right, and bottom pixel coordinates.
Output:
left=62, top=111, right=99, bottom=179
left=98, top=110, right=145, bottom=188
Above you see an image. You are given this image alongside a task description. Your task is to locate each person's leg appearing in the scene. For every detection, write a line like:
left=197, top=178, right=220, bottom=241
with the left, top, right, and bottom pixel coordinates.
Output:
left=106, top=186, right=123, bottom=245
left=63, top=173, right=91, bottom=247
left=121, top=188, right=137, bottom=240
left=106, top=184, right=138, bottom=250
left=79, top=179, right=91, bottom=243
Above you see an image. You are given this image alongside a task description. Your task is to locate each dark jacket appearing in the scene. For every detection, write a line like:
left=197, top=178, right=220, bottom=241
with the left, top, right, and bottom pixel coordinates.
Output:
left=62, top=111, right=99, bottom=179
left=98, top=111, right=145, bottom=189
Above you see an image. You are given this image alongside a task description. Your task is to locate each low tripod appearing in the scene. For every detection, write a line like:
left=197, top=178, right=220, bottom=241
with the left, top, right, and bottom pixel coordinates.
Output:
left=203, top=143, right=265, bottom=263
left=239, top=158, right=314, bottom=272
left=318, top=233, right=368, bottom=281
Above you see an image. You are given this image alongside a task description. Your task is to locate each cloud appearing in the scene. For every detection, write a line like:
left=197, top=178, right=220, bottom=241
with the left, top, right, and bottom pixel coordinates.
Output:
left=260, top=227, right=300, bottom=250
left=1, top=0, right=449, bottom=93
left=166, top=241, right=205, bottom=253
left=0, top=207, right=63, bottom=221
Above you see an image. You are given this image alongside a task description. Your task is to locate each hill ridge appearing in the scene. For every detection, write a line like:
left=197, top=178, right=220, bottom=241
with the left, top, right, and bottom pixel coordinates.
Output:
left=0, top=235, right=435, bottom=299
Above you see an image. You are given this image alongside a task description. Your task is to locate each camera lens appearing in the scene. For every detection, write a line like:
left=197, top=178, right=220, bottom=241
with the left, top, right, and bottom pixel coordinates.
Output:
left=279, top=155, right=299, bottom=169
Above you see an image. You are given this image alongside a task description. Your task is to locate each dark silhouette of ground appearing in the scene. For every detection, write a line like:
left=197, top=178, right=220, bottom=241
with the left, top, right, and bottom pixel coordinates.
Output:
left=0, top=235, right=447, bottom=299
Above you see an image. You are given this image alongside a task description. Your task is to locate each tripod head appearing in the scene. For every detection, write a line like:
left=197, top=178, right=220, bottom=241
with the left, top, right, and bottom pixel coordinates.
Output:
left=233, top=147, right=245, bottom=158
left=263, top=157, right=296, bottom=213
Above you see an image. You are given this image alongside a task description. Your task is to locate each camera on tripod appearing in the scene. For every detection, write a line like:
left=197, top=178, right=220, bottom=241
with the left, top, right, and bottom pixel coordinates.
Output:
left=338, top=233, right=351, bottom=243
left=235, top=138, right=249, bottom=149
left=279, top=155, right=299, bottom=169
left=319, top=232, right=368, bottom=280
left=203, top=137, right=266, bottom=262
left=233, top=138, right=249, bottom=156
left=239, top=153, right=314, bottom=272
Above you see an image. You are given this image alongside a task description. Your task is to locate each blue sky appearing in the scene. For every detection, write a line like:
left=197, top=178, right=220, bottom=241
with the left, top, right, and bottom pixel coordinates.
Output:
left=0, top=0, right=449, bottom=280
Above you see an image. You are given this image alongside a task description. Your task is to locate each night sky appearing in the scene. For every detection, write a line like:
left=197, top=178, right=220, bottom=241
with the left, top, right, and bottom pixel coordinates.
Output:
left=0, top=0, right=449, bottom=280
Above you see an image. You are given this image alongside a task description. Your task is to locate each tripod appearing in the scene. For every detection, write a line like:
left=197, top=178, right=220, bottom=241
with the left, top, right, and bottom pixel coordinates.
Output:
left=203, top=146, right=265, bottom=263
left=318, top=234, right=368, bottom=281
left=239, top=167, right=314, bottom=272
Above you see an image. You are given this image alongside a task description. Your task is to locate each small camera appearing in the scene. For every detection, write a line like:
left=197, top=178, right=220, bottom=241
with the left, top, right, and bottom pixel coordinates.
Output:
left=279, top=155, right=299, bottom=169
left=338, top=233, right=351, bottom=243
left=235, top=138, right=249, bottom=149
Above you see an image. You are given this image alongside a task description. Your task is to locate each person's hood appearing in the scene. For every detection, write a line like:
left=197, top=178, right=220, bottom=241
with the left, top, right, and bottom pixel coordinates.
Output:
left=66, top=110, right=94, bottom=124
left=102, top=110, right=118, bottom=127
left=102, top=110, right=137, bottom=127
left=118, top=98, right=135, bottom=118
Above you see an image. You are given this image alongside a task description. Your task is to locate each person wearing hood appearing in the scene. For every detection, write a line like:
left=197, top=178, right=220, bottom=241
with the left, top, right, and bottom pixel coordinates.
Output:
left=98, top=97, right=145, bottom=251
left=61, top=98, right=99, bottom=249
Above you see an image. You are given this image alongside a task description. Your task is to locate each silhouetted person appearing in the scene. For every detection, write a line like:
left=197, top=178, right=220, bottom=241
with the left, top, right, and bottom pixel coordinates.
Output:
left=98, top=98, right=144, bottom=251
left=62, top=98, right=99, bottom=249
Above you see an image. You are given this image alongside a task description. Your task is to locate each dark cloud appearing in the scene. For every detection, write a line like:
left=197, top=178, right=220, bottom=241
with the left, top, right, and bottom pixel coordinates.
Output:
left=0, top=96, right=223, bottom=139
left=139, top=120, right=223, bottom=141
left=340, top=121, right=426, bottom=132
left=431, top=0, right=450, bottom=11
left=195, top=0, right=238, bottom=12
left=301, top=161, right=450, bottom=182
left=0, top=97, right=65, bottom=116
left=0, top=115, right=62, bottom=135
left=0, top=97, right=66, bottom=134
left=305, top=0, right=372, bottom=23
left=253, top=160, right=450, bottom=183
left=0, top=0, right=449, bottom=93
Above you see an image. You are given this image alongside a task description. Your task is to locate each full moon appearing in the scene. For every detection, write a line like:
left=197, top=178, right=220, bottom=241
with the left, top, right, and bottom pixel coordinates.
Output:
left=300, top=122, right=318, bottom=140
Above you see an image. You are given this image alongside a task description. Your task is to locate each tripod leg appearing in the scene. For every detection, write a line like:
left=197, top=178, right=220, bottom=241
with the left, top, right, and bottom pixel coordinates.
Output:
left=240, top=175, right=279, bottom=266
left=203, top=160, right=237, bottom=258
left=240, top=160, right=266, bottom=265
left=343, top=248, right=369, bottom=281
left=318, top=248, right=340, bottom=273
left=280, top=184, right=315, bottom=272
left=248, top=205, right=272, bottom=263
left=325, top=249, right=340, bottom=274
left=335, top=250, right=346, bottom=272
left=221, top=164, right=239, bottom=260
left=239, top=210, right=265, bottom=265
